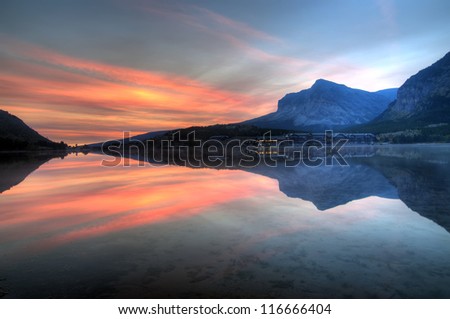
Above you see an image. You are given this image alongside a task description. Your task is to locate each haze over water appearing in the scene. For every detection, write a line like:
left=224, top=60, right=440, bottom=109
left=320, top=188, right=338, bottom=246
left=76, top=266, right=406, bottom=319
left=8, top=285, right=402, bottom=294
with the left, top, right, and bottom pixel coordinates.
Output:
left=1, top=145, right=450, bottom=298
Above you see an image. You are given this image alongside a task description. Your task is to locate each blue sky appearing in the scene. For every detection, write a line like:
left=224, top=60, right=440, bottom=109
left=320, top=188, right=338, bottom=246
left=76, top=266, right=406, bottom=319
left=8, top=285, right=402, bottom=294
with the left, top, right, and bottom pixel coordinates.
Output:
left=0, top=0, right=449, bottom=143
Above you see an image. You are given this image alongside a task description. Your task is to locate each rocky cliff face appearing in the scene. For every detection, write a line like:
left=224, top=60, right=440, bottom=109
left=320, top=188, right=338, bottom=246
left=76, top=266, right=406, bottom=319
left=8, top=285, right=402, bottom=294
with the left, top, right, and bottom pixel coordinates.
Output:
left=243, top=79, right=396, bottom=131
left=376, top=51, right=450, bottom=121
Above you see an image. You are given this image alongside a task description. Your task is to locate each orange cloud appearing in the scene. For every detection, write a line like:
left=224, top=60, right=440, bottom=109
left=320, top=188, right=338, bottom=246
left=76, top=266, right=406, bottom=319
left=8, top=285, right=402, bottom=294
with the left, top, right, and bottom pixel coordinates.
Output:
left=0, top=36, right=277, bottom=144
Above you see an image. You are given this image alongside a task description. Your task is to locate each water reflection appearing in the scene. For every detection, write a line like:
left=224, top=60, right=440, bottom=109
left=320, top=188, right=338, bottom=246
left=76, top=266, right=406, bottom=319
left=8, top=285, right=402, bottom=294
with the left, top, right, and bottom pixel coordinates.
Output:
left=0, top=154, right=277, bottom=252
left=361, top=145, right=450, bottom=232
left=0, top=152, right=66, bottom=194
left=116, top=144, right=450, bottom=232
left=242, top=145, right=450, bottom=232
left=243, top=163, right=398, bottom=210
left=0, top=145, right=449, bottom=298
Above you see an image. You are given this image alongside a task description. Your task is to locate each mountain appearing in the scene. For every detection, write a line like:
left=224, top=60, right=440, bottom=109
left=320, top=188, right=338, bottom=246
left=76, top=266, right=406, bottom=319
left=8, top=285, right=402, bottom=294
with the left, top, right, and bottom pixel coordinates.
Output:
left=89, top=124, right=291, bottom=150
left=242, top=79, right=397, bottom=131
left=88, top=130, right=169, bottom=148
left=0, top=109, right=66, bottom=150
left=374, top=88, right=398, bottom=101
left=351, top=51, right=450, bottom=134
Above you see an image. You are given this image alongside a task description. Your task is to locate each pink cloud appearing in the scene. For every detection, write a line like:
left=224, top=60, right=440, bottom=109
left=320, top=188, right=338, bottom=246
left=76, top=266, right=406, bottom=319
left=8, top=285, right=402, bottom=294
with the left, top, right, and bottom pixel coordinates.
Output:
left=0, top=36, right=278, bottom=144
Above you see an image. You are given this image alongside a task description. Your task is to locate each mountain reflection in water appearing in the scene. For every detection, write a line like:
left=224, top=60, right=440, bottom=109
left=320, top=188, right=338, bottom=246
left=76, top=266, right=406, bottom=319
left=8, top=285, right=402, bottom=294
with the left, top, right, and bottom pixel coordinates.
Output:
left=0, top=145, right=449, bottom=298
left=244, top=145, right=450, bottom=232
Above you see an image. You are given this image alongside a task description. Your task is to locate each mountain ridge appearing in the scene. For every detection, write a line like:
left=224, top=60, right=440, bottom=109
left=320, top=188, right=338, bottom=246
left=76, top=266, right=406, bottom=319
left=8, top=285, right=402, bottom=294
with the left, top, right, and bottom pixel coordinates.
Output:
left=242, top=79, right=397, bottom=131
left=348, top=51, right=450, bottom=136
left=379, top=51, right=450, bottom=120
left=0, top=109, right=66, bottom=150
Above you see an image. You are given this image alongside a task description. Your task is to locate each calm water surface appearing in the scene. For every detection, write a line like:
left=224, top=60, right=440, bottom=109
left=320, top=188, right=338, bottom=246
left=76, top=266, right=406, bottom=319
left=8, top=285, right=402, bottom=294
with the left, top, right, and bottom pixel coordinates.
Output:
left=1, top=145, right=450, bottom=298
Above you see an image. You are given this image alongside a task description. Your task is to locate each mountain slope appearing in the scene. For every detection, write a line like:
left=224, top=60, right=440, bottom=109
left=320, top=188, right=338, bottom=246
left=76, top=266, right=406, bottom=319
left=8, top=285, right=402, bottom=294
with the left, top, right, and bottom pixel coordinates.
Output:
left=374, top=88, right=398, bottom=101
left=88, top=130, right=169, bottom=148
left=351, top=51, right=450, bottom=134
left=0, top=109, right=65, bottom=150
left=242, top=79, right=396, bottom=131
left=380, top=52, right=450, bottom=121
left=89, top=124, right=291, bottom=149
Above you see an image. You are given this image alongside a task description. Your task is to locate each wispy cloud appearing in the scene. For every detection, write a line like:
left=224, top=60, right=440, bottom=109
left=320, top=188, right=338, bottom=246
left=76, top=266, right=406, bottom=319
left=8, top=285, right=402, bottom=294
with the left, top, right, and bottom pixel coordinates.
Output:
left=192, top=6, right=282, bottom=43
left=141, top=2, right=281, bottom=42
left=1, top=0, right=434, bottom=144
left=140, top=3, right=311, bottom=70
left=0, top=36, right=276, bottom=144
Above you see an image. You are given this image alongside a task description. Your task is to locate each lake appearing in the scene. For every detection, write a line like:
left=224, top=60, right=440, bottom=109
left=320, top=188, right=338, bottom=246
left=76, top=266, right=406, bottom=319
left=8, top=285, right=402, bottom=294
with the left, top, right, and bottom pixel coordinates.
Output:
left=1, top=144, right=450, bottom=298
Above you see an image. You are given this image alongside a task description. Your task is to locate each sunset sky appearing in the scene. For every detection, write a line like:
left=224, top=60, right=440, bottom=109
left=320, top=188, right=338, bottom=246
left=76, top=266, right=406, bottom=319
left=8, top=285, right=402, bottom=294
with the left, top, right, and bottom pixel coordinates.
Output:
left=1, top=0, right=449, bottom=144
